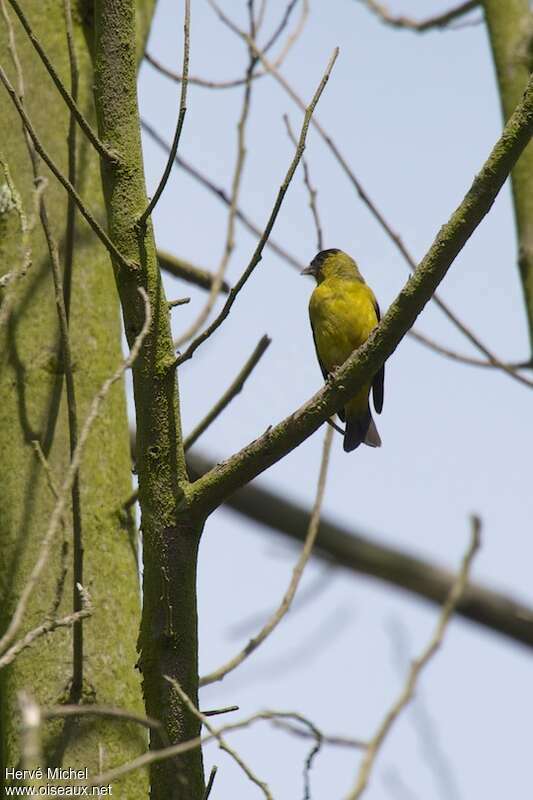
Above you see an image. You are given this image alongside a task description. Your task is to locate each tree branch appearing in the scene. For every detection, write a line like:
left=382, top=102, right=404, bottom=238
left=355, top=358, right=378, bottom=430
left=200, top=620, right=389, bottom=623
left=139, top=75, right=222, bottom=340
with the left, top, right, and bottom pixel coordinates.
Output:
left=345, top=518, right=481, bottom=800
left=139, top=0, right=190, bottom=225
left=211, top=3, right=532, bottom=388
left=357, top=0, right=480, bottom=32
left=188, top=452, right=533, bottom=649
left=5, top=0, right=113, bottom=160
left=187, top=77, right=533, bottom=516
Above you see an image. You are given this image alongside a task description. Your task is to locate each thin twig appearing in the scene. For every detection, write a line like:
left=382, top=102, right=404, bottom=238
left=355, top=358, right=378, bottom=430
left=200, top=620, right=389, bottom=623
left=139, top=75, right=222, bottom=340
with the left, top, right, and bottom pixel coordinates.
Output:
left=211, top=3, right=533, bottom=389
left=185, top=335, right=271, bottom=449
left=144, top=0, right=307, bottom=90
left=0, top=65, right=134, bottom=270
left=0, top=290, right=151, bottom=658
left=88, top=707, right=364, bottom=787
left=202, top=705, right=240, bottom=718
left=200, top=423, right=333, bottom=685
left=0, top=585, right=92, bottom=670
left=358, top=0, right=480, bottom=32
left=410, top=328, right=532, bottom=371
left=345, top=518, right=481, bottom=800
left=174, top=1, right=257, bottom=348
left=142, top=122, right=526, bottom=374
left=174, top=47, right=338, bottom=366
left=284, top=113, right=323, bottom=250
left=203, top=766, right=218, bottom=800
left=166, top=676, right=273, bottom=799
left=62, top=0, right=78, bottom=320
left=143, top=120, right=303, bottom=270
left=139, top=0, right=190, bottom=225
left=271, top=718, right=366, bottom=749
left=5, top=0, right=112, bottom=159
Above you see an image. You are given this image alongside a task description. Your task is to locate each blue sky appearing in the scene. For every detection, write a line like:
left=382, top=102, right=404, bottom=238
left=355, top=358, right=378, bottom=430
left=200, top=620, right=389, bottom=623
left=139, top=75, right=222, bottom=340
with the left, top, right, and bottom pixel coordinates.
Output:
left=136, top=1, right=533, bottom=797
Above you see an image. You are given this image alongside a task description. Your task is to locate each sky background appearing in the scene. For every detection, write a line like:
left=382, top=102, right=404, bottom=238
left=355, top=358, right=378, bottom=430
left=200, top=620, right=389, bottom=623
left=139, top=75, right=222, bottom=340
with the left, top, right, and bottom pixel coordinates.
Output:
left=134, top=1, right=533, bottom=797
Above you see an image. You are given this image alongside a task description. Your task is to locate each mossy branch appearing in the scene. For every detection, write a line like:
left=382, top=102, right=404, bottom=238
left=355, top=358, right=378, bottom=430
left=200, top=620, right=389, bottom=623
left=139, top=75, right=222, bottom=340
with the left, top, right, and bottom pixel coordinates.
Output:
left=188, top=74, right=533, bottom=518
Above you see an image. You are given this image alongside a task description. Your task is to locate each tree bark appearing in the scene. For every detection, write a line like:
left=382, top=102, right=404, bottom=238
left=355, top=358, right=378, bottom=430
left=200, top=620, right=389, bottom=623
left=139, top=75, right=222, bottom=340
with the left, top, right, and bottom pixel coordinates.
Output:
left=92, top=1, right=205, bottom=796
left=0, top=2, right=155, bottom=796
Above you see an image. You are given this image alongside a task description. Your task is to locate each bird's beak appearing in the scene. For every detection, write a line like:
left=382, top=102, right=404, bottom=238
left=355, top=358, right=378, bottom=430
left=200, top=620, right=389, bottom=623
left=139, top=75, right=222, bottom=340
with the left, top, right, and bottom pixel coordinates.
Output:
left=301, top=264, right=316, bottom=277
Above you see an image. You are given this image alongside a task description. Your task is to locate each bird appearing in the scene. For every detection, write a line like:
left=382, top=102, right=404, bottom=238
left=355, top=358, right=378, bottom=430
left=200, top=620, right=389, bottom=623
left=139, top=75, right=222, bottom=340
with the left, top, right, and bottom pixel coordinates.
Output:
left=302, top=248, right=384, bottom=452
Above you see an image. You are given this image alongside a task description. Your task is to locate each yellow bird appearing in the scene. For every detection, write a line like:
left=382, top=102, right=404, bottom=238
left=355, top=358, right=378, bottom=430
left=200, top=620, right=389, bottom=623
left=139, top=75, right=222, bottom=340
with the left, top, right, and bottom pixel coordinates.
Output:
left=302, top=248, right=384, bottom=452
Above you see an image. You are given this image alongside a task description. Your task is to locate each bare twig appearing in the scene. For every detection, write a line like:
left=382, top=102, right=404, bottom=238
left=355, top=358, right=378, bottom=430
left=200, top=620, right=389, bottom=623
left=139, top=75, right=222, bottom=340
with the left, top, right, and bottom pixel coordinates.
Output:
left=0, top=64, right=134, bottom=270
left=174, top=47, right=339, bottom=366
left=0, top=585, right=92, bottom=670
left=0, top=290, right=151, bottom=658
left=5, top=0, right=112, bottom=159
left=200, top=423, right=333, bottom=685
left=88, top=707, right=364, bottom=787
left=184, top=334, right=271, bottom=449
left=203, top=766, right=218, bottom=800
left=358, top=0, right=480, bottom=32
left=345, top=518, right=481, bottom=800
left=211, top=4, right=533, bottom=389
left=410, top=328, right=532, bottom=371
left=284, top=113, right=323, bottom=250
left=271, top=718, right=366, bottom=749
left=143, top=124, right=527, bottom=373
left=174, top=1, right=256, bottom=348
left=139, top=0, right=190, bottom=225
left=166, top=676, right=273, bottom=799
left=143, top=120, right=303, bottom=270
left=202, top=705, right=240, bottom=718
left=62, top=0, right=78, bottom=320
left=145, top=0, right=307, bottom=90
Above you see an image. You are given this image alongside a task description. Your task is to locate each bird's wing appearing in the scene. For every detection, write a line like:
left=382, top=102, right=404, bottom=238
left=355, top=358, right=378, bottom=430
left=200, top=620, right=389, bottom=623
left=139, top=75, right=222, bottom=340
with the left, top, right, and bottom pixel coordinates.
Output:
left=372, top=298, right=385, bottom=414
left=309, top=315, right=330, bottom=383
left=309, top=314, right=346, bottom=420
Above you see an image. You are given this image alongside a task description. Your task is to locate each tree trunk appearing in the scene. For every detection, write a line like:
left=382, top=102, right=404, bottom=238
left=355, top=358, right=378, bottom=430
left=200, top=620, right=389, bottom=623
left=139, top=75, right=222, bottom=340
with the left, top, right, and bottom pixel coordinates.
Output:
left=0, top=3, right=155, bottom=796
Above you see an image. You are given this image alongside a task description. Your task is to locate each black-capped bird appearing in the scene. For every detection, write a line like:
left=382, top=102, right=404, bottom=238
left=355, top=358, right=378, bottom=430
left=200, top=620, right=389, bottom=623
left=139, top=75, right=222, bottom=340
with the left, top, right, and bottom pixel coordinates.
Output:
left=302, top=249, right=384, bottom=452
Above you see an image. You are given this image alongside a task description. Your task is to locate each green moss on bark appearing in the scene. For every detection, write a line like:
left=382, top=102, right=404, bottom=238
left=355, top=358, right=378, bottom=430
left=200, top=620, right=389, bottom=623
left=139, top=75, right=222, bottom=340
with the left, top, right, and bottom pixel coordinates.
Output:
left=0, top=2, right=156, bottom=796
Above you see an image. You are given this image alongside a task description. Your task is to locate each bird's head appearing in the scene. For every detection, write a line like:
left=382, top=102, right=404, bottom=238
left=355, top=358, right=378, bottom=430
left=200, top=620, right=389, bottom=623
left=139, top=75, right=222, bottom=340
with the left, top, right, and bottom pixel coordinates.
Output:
left=301, top=249, right=363, bottom=284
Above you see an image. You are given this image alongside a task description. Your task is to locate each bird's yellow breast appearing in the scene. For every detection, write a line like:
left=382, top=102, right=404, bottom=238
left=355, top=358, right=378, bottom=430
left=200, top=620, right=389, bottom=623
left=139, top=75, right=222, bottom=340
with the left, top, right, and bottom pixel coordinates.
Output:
left=309, top=278, right=378, bottom=372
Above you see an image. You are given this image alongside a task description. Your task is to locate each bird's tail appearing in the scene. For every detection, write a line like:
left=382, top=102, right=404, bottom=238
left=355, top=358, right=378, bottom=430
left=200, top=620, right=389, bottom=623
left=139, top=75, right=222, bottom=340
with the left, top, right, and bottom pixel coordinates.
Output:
left=343, top=407, right=381, bottom=452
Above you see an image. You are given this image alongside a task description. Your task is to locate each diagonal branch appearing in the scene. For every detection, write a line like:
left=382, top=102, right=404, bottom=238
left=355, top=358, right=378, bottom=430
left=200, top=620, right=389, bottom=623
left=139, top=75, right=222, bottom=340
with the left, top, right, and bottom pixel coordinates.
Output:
left=173, top=47, right=339, bottom=367
left=186, top=76, right=533, bottom=517
left=0, top=64, right=134, bottom=270
left=210, top=2, right=533, bottom=389
left=139, top=0, right=190, bottom=225
left=143, top=119, right=528, bottom=374
left=5, top=0, right=113, bottom=160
